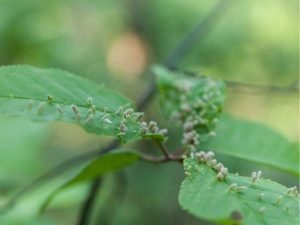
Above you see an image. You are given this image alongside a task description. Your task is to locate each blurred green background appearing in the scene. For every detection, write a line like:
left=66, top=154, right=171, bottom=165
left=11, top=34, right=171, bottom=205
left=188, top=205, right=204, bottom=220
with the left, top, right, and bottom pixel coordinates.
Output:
left=0, top=0, right=298, bottom=224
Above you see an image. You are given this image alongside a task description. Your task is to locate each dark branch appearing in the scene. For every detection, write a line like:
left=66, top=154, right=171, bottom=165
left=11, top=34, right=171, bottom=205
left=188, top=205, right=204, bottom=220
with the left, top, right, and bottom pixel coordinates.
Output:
left=155, top=140, right=171, bottom=160
left=77, top=180, right=102, bottom=225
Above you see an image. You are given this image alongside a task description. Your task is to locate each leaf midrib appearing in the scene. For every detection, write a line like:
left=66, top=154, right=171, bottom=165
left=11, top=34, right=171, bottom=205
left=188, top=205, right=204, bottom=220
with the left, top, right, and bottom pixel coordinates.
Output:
left=0, top=95, right=114, bottom=113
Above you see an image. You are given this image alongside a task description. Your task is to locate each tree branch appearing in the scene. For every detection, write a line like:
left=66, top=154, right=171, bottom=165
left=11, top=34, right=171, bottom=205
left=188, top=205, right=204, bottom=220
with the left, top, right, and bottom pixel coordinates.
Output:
left=155, top=140, right=170, bottom=160
left=77, top=180, right=102, bottom=225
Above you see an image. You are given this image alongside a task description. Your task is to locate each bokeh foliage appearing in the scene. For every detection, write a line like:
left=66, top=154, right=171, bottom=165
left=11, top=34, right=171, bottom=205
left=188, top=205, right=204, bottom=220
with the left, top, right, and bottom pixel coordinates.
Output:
left=0, top=0, right=298, bottom=224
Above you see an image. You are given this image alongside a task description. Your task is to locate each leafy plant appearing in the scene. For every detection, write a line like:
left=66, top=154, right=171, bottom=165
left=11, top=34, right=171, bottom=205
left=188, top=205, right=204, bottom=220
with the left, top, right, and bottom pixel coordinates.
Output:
left=0, top=64, right=298, bottom=225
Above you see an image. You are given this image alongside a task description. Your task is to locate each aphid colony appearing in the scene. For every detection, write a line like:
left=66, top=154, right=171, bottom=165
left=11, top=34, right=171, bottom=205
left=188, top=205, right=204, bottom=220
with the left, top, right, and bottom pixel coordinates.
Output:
left=28, top=95, right=168, bottom=139
left=191, top=150, right=229, bottom=181
left=140, top=121, right=168, bottom=136
left=165, top=77, right=224, bottom=153
left=188, top=152, right=298, bottom=214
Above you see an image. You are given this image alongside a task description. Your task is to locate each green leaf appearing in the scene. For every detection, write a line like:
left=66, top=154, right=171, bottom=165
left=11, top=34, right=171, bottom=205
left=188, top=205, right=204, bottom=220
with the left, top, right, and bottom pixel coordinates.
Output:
left=40, top=149, right=140, bottom=212
left=179, top=158, right=299, bottom=225
left=0, top=65, right=164, bottom=143
left=203, top=115, right=299, bottom=176
left=153, top=65, right=226, bottom=145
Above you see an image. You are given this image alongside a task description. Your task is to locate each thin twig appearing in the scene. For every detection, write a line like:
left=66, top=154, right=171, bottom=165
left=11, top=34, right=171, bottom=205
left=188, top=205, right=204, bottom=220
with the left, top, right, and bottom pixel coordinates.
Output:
left=77, top=181, right=102, bottom=225
left=139, top=152, right=183, bottom=164
left=155, top=140, right=170, bottom=160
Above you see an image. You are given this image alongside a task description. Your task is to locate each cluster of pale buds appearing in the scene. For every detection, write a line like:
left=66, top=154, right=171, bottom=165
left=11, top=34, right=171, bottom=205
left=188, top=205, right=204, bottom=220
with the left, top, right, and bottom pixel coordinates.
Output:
left=194, top=151, right=228, bottom=181
left=287, top=186, right=299, bottom=197
left=251, top=170, right=262, bottom=183
left=140, top=121, right=168, bottom=137
left=227, top=183, right=248, bottom=192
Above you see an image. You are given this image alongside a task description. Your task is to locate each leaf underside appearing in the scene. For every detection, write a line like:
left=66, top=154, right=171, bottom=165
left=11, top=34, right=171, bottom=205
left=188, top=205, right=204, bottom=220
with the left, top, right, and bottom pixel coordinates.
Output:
left=179, top=158, right=299, bottom=225
left=0, top=65, right=164, bottom=143
left=153, top=65, right=226, bottom=142
left=203, top=115, right=299, bottom=176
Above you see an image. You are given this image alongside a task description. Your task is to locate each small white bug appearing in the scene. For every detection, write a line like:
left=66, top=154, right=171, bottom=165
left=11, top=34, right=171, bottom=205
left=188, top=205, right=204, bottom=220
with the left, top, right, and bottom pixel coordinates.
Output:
left=148, top=121, right=158, bottom=130
left=236, top=186, right=248, bottom=192
left=135, top=112, right=144, bottom=121
left=120, top=122, right=127, bottom=133
left=87, top=97, right=93, bottom=106
left=256, top=170, right=262, bottom=180
left=84, top=114, right=94, bottom=124
left=91, top=105, right=97, bottom=114
left=216, top=172, right=224, bottom=181
left=206, top=151, right=215, bottom=160
left=216, top=163, right=224, bottom=172
left=159, top=129, right=168, bottom=136
left=103, top=118, right=112, bottom=124
left=251, top=172, right=257, bottom=183
left=258, top=193, right=264, bottom=200
left=227, top=183, right=238, bottom=192
left=258, top=207, right=266, bottom=214
left=115, top=106, right=123, bottom=115
left=220, top=167, right=228, bottom=176
left=71, top=105, right=80, bottom=121
left=180, top=103, right=192, bottom=112
left=140, top=121, right=147, bottom=128
left=183, top=121, right=194, bottom=132
left=123, top=108, right=134, bottom=118
left=210, top=159, right=218, bottom=168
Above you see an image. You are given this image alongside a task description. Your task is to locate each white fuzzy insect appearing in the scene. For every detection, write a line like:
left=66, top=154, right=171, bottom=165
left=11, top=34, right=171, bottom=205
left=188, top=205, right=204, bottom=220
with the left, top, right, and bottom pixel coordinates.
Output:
left=259, top=207, right=266, bottom=214
left=220, top=167, right=228, bottom=176
left=84, top=114, right=94, bottom=124
left=206, top=151, right=215, bottom=160
left=87, top=97, right=93, bottom=106
left=251, top=171, right=257, bottom=183
left=258, top=193, right=264, bottom=200
left=227, top=183, right=238, bottom=192
left=216, top=163, right=224, bottom=172
left=159, top=129, right=168, bottom=136
left=210, top=159, right=218, bottom=167
left=216, top=172, right=224, bottom=181
left=183, top=121, right=194, bottom=132
left=71, top=104, right=80, bottom=121
left=256, top=170, right=262, bottom=180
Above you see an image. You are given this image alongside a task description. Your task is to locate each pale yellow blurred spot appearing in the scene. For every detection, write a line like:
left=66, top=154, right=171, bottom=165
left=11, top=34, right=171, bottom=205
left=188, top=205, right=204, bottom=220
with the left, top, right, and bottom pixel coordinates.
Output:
left=106, top=33, right=148, bottom=80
